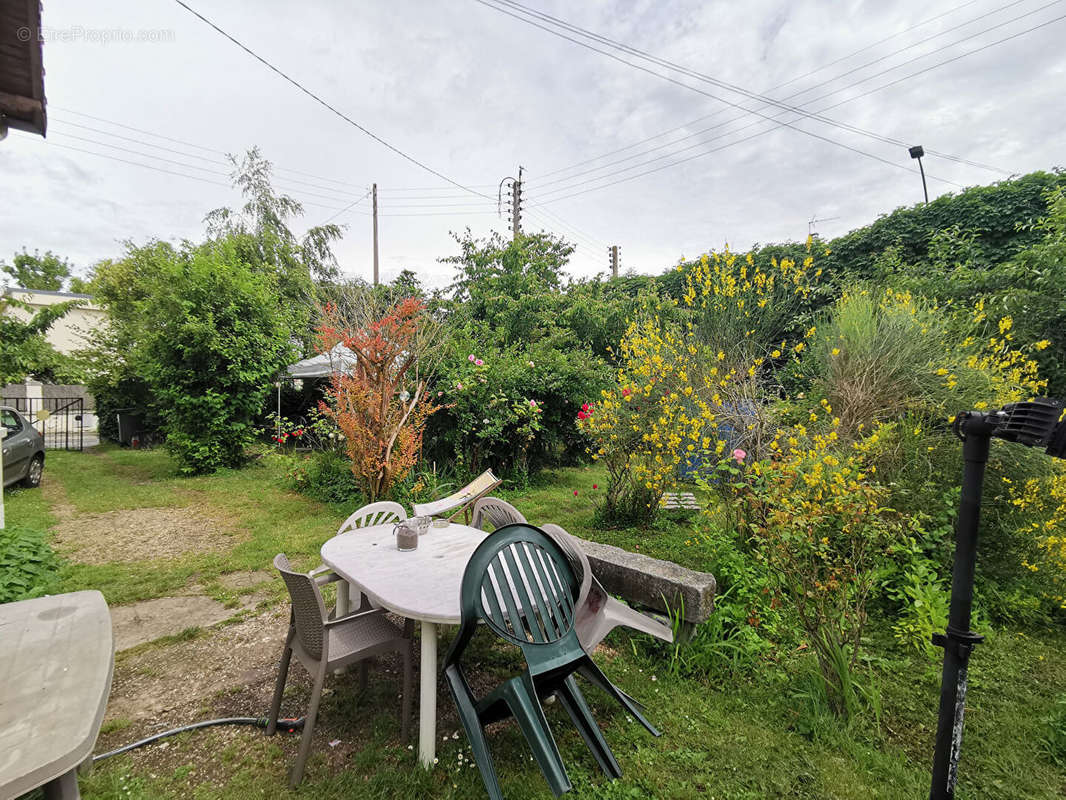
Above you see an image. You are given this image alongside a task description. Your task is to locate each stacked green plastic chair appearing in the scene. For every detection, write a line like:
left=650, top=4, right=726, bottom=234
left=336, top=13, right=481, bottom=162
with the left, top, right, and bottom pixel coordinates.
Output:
left=442, top=524, right=659, bottom=799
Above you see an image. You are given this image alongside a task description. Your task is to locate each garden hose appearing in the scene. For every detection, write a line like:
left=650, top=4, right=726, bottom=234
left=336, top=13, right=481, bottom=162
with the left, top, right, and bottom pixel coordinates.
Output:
left=92, top=716, right=306, bottom=763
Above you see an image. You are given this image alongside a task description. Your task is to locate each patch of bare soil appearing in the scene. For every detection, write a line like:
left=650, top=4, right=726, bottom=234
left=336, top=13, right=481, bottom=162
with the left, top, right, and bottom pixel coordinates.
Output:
left=41, top=477, right=77, bottom=522
left=110, top=596, right=246, bottom=652
left=94, top=606, right=420, bottom=789
left=105, top=606, right=291, bottom=724
left=216, top=570, right=273, bottom=591
left=50, top=505, right=240, bottom=564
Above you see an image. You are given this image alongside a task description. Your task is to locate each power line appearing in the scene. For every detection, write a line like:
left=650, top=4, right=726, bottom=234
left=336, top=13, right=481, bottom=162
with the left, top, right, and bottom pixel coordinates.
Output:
left=522, top=10, right=1066, bottom=205
left=20, top=134, right=515, bottom=229
left=171, top=0, right=494, bottom=201
left=317, top=188, right=372, bottom=225
left=378, top=210, right=500, bottom=217
left=523, top=208, right=603, bottom=251
left=377, top=185, right=498, bottom=193
left=767, top=0, right=983, bottom=95
left=494, top=0, right=1024, bottom=166
left=525, top=0, right=1035, bottom=187
left=52, top=118, right=378, bottom=199
left=50, top=108, right=503, bottom=197
left=533, top=1, right=980, bottom=181
left=481, top=0, right=1035, bottom=193
left=45, top=129, right=377, bottom=207
left=50, top=105, right=371, bottom=191
left=524, top=201, right=608, bottom=250
left=473, top=0, right=965, bottom=190
left=532, top=0, right=983, bottom=182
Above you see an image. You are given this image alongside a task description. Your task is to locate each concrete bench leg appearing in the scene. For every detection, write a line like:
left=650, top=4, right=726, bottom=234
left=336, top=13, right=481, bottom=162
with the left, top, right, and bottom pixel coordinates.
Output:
left=43, top=769, right=79, bottom=799
left=676, top=621, right=697, bottom=644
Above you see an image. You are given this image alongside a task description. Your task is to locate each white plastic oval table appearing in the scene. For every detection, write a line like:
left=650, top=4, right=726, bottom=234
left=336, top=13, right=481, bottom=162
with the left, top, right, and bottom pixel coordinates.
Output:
left=320, top=521, right=490, bottom=768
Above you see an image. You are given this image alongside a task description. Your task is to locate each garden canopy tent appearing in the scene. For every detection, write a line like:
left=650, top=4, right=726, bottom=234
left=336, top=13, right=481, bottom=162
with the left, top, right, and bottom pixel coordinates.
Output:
left=286, top=344, right=358, bottom=379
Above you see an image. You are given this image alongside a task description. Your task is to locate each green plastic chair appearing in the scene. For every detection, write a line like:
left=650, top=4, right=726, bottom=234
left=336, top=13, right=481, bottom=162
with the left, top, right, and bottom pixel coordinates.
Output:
left=443, top=524, right=659, bottom=799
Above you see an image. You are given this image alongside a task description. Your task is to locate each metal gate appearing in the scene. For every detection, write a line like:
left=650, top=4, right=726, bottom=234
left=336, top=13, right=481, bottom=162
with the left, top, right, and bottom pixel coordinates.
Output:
left=1, top=396, right=86, bottom=451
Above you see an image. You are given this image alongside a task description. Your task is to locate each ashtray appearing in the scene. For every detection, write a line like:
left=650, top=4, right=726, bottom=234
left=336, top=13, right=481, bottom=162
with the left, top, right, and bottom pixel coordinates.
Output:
left=431, top=518, right=450, bottom=529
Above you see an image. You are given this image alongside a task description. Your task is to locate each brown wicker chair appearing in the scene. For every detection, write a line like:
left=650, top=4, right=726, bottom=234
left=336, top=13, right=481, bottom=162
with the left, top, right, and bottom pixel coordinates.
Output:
left=267, top=553, right=413, bottom=788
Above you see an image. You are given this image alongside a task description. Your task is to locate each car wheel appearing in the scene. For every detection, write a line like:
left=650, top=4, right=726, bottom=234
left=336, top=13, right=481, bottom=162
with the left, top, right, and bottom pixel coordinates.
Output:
left=22, top=454, right=44, bottom=488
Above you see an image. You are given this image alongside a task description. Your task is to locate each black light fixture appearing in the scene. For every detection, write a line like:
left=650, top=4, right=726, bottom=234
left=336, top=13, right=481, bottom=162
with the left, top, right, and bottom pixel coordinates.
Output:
left=909, top=145, right=929, bottom=205
left=930, top=398, right=1066, bottom=799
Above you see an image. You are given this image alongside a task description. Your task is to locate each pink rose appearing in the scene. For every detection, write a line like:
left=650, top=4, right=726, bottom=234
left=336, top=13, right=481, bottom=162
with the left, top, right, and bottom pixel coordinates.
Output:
left=468, top=354, right=476, bottom=362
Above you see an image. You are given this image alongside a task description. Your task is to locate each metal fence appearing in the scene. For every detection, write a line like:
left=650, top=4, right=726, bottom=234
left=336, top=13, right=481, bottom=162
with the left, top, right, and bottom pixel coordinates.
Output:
left=1, top=396, right=86, bottom=451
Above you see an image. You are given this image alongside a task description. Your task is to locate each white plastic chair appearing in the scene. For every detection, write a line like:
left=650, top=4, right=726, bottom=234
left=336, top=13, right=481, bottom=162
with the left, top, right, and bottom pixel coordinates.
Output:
left=331, top=501, right=408, bottom=617
left=540, top=523, right=674, bottom=652
left=338, top=500, right=407, bottom=534
left=471, top=496, right=526, bottom=531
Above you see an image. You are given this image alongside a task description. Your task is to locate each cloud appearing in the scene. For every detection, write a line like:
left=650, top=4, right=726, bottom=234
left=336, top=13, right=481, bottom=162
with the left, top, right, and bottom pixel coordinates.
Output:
left=2, top=0, right=1063, bottom=285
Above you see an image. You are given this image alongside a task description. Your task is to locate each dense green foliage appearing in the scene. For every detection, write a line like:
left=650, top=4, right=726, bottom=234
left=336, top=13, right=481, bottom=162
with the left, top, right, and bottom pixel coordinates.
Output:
left=0, top=296, right=81, bottom=385
left=83, top=150, right=345, bottom=473
left=0, top=523, right=60, bottom=602
left=422, top=230, right=661, bottom=482
left=1, top=248, right=75, bottom=291
left=143, top=241, right=293, bottom=472
left=822, top=169, right=1066, bottom=283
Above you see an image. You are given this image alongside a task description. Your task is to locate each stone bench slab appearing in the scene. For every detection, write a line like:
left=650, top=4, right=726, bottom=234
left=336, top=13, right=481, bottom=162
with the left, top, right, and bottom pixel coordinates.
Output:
left=578, top=538, right=716, bottom=625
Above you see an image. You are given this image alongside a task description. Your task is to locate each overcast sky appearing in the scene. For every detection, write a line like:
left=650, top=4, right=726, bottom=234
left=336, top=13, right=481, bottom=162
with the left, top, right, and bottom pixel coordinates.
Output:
left=2, top=0, right=1063, bottom=288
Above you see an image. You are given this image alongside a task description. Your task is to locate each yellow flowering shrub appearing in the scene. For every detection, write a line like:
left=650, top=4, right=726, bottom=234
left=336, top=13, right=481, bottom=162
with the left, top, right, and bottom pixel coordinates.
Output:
left=738, top=411, right=899, bottom=714
left=1007, top=463, right=1066, bottom=610
left=579, top=316, right=725, bottom=525
left=806, top=288, right=1064, bottom=617
left=678, top=239, right=820, bottom=367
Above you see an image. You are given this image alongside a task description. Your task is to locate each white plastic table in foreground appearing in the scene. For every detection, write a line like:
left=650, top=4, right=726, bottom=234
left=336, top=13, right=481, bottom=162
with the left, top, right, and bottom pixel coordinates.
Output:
left=0, top=590, right=113, bottom=800
left=321, top=521, right=489, bottom=768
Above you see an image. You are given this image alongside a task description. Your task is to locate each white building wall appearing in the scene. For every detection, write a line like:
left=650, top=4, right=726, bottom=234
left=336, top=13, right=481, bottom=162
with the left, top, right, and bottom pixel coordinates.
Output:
left=2, top=288, right=108, bottom=354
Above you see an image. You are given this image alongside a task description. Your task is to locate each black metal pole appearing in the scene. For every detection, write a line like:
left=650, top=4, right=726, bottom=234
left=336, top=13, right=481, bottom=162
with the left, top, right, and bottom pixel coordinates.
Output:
left=929, top=412, right=995, bottom=799
left=917, top=156, right=929, bottom=204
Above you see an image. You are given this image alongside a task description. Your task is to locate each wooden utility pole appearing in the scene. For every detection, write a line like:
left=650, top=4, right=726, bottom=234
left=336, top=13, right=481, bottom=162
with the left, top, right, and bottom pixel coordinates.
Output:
left=372, top=182, right=379, bottom=285
left=511, top=166, right=523, bottom=241
left=609, top=245, right=619, bottom=278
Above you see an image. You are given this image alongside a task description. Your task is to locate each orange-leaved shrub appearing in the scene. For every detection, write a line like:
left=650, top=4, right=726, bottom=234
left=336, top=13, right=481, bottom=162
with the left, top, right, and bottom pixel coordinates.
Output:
left=318, top=298, right=441, bottom=502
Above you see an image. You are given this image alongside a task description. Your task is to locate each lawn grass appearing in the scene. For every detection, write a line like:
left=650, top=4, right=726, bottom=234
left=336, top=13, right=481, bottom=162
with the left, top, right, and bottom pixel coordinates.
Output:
left=7, top=447, right=1066, bottom=799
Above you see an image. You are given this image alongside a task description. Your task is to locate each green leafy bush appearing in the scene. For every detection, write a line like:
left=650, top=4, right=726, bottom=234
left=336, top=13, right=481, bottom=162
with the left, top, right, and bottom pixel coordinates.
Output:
left=0, top=524, right=60, bottom=603
left=284, top=450, right=362, bottom=505
left=426, top=329, right=608, bottom=483
left=1041, top=694, right=1066, bottom=767
left=144, top=241, right=295, bottom=474
left=820, top=169, right=1066, bottom=286
left=657, top=521, right=780, bottom=680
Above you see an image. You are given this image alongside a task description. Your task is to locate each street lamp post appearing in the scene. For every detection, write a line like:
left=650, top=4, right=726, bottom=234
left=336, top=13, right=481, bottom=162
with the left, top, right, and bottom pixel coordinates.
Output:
left=909, top=145, right=929, bottom=204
